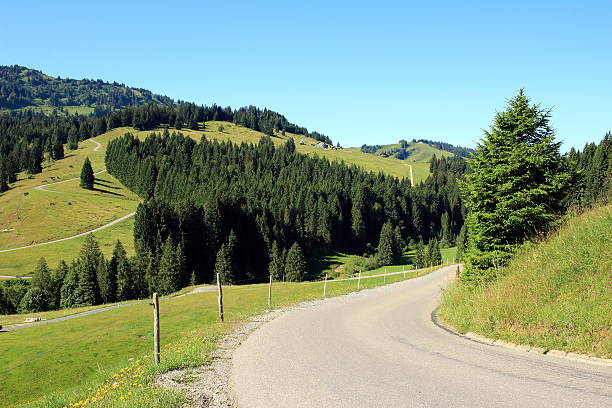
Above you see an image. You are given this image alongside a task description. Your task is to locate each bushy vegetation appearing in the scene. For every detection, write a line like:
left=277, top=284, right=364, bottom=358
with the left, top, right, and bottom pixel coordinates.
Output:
left=440, top=205, right=612, bottom=357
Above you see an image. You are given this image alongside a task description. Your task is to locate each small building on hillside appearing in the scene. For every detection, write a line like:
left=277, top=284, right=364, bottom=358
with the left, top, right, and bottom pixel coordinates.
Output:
left=379, top=153, right=389, bottom=158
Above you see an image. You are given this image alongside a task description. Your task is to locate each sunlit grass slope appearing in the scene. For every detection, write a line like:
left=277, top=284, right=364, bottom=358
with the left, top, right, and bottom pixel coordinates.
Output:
left=439, top=205, right=612, bottom=358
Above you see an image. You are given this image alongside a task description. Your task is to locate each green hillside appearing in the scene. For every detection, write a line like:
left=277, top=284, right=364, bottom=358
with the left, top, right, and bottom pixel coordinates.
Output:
left=0, top=65, right=173, bottom=116
left=0, top=122, right=440, bottom=276
left=440, top=205, right=612, bottom=358
left=356, top=141, right=455, bottom=162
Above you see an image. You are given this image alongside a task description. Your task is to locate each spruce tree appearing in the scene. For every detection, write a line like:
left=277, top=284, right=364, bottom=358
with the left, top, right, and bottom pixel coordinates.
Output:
left=60, top=261, right=81, bottom=309
left=214, top=242, right=235, bottom=284
left=268, top=241, right=285, bottom=281
left=52, top=136, right=64, bottom=160
left=75, top=234, right=102, bottom=305
left=376, top=221, right=395, bottom=265
left=50, top=260, right=69, bottom=310
left=114, top=241, right=134, bottom=301
left=284, top=242, right=306, bottom=282
left=80, top=157, right=94, bottom=189
left=158, top=238, right=182, bottom=295
left=414, top=242, right=426, bottom=268
left=67, top=127, right=79, bottom=150
left=460, top=90, right=570, bottom=282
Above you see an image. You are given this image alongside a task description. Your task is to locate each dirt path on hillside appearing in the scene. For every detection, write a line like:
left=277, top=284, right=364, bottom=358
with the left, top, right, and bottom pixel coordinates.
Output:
left=1, top=138, right=136, bottom=254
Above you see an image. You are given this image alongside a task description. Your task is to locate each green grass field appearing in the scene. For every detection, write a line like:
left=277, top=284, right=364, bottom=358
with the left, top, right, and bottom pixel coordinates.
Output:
left=0, top=268, right=435, bottom=408
left=439, top=205, right=612, bottom=358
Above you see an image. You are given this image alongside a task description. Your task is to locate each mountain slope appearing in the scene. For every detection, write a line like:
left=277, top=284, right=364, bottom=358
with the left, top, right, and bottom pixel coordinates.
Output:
left=0, top=65, right=174, bottom=116
left=440, top=205, right=612, bottom=358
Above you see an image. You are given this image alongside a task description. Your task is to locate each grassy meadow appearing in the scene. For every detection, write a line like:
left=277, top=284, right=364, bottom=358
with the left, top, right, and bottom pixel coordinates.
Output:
left=439, top=205, right=612, bottom=358
left=0, top=267, right=436, bottom=408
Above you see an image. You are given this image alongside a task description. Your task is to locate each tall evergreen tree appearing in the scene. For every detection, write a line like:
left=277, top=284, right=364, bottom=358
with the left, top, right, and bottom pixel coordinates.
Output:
left=214, top=242, right=235, bottom=284
left=285, top=242, right=306, bottom=282
left=113, top=241, right=133, bottom=301
left=460, top=90, right=570, bottom=282
left=158, top=238, right=183, bottom=295
left=376, top=221, right=395, bottom=265
left=60, top=261, right=80, bottom=309
left=268, top=241, right=285, bottom=281
left=414, top=241, right=426, bottom=268
left=67, top=126, right=79, bottom=150
left=80, top=157, right=94, bottom=189
left=75, top=234, right=102, bottom=305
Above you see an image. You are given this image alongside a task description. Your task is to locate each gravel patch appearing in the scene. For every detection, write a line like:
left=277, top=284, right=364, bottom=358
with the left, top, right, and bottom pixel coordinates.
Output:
left=153, top=308, right=288, bottom=407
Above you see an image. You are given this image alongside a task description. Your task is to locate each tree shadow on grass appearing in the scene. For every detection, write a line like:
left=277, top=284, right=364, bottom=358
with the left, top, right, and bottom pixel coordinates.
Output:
left=90, top=186, right=124, bottom=197
left=94, top=178, right=122, bottom=190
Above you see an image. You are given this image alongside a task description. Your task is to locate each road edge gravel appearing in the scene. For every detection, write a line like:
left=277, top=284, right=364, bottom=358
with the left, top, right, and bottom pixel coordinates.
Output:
left=431, top=307, right=612, bottom=367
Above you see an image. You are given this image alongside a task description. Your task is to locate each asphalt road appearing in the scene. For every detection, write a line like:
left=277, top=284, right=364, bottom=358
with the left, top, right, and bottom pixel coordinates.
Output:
left=232, top=265, right=612, bottom=408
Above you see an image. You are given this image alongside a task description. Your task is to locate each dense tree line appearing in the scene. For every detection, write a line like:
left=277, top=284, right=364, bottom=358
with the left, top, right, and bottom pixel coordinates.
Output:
left=564, top=132, right=611, bottom=209
left=0, top=102, right=332, bottom=189
left=0, top=65, right=174, bottom=114
left=0, top=236, right=136, bottom=314
left=105, top=131, right=468, bottom=290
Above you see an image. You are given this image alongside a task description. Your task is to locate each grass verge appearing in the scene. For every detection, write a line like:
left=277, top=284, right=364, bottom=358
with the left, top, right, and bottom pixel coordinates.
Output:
left=439, top=205, right=612, bottom=358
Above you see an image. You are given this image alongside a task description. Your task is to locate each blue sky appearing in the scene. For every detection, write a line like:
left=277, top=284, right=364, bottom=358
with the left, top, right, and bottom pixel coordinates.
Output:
left=1, top=1, right=610, bottom=150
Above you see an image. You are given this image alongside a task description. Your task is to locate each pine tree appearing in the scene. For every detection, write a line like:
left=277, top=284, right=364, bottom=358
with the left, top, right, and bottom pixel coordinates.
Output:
left=158, top=238, right=182, bottom=295
left=50, top=260, right=69, bottom=310
left=24, top=257, right=52, bottom=312
left=414, top=241, right=426, bottom=268
left=460, top=90, right=570, bottom=282
left=114, top=241, right=134, bottom=301
left=60, top=261, right=81, bottom=309
left=75, top=234, right=102, bottom=305
left=376, top=221, right=395, bottom=265
left=285, top=242, right=306, bottom=282
left=214, top=242, right=235, bottom=284
left=268, top=241, right=285, bottom=281
left=80, top=157, right=94, bottom=189
left=97, top=255, right=114, bottom=304
left=67, top=126, right=79, bottom=150
left=51, top=136, right=64, bottom=160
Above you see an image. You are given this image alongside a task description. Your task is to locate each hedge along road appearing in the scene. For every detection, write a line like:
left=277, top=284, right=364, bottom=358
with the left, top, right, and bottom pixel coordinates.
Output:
left=0, top=139, right=135, bottom=267
left=232, top=265, right=612, bottom=408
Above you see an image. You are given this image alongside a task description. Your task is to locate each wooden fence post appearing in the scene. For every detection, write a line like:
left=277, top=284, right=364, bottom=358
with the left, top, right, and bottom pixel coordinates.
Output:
left=152, top=292, right=160, bottom=364
left=323, top=273, right=328, bottom=297
left=456, top=265, right=460, bottom=281
left=268, top=274, right=272, bottom=307
left=217, top=273, right=224, bottom=322
left=358, top=271, right=361, bottom=290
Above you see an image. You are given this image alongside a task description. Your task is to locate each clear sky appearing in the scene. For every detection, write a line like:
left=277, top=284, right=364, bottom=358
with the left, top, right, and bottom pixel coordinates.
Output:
left=1, top=1, right=610, bottom=150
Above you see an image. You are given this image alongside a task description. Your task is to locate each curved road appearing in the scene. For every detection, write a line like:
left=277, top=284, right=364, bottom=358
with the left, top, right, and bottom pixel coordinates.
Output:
left=1, top=139, right=135, bottom=257
left=232, top=265, right=612, bottom=408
